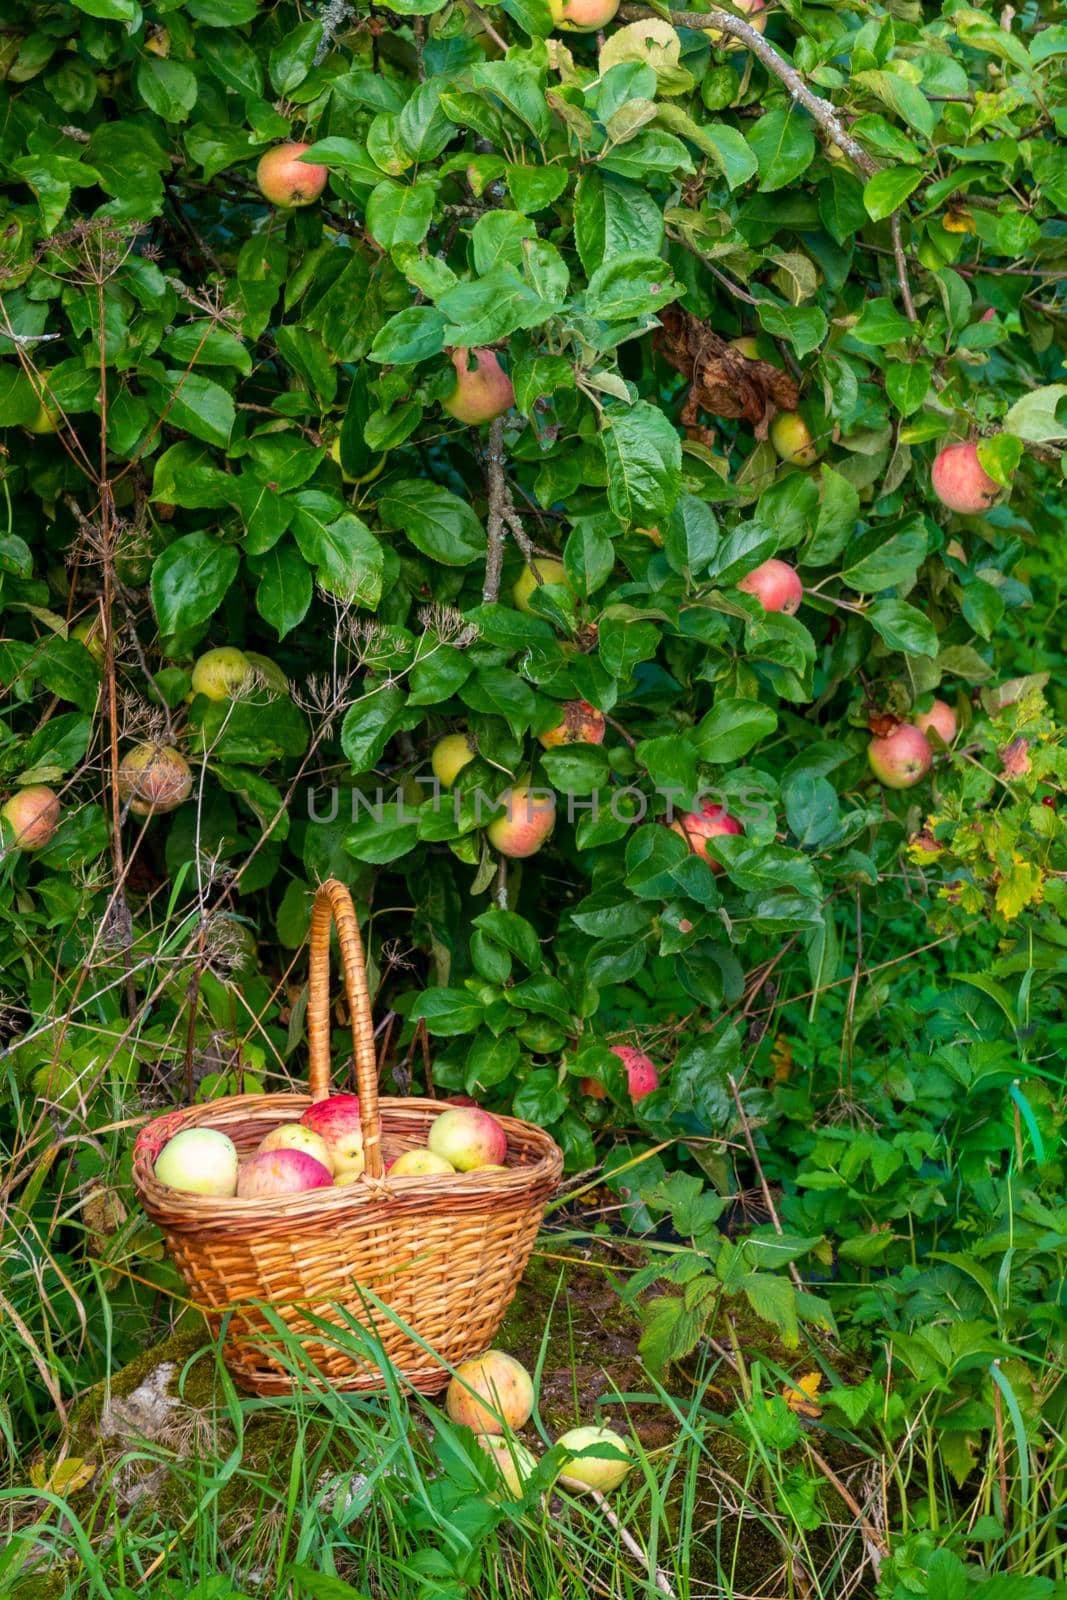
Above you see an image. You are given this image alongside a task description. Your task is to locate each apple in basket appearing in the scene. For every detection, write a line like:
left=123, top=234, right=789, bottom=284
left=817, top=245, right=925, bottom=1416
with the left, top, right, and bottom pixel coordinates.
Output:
left=258, top=1123, right=333, bottom=1172
left=299, top=1094, right=365, bottom=1184
left=428, top=1107, right=507, bottom=1171
left=388, top=1148, right=455, bottom=1176
left=446, top=1350, right=534, bottom=1433
left=236, top=1149, right=333, bottom=1198
left=153, top=1127, right=239, bottom=1197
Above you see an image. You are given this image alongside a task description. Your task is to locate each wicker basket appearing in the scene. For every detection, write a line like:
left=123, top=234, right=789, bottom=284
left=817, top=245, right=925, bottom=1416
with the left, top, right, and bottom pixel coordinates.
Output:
left=132, top=879, right=563, bottom=1396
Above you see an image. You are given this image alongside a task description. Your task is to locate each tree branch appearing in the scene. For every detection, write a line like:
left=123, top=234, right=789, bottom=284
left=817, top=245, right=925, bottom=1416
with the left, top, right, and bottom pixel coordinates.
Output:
left=619, top=6, right=878, bottom=178
left=891, top=211, right=917, bottom=323
left=483, top=415, right=507, bottom=604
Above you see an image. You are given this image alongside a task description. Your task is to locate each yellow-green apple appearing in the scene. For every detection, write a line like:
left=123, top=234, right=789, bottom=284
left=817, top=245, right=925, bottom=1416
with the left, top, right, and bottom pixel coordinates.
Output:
left=118, top=744, right=193, bottom=816
left=300, top=1094, right=365, bottom=1184
left=154, top=1127, right=239, bottom=1197
left=738, top=558, right=803, bottom=615
left=236, top=1148, right=333, bottom=1197
left=329, top=436, right=357, bottom=485
left=867, top=725, right=933, bottom=788
left=25, top=372, right=59, bottom=434
left=432, top=732, right=476, bottom=788
left=670, top=802, right=742, bottom=869
left=486, top=784, right=556, bottom=858
left=770, top=411, right=819, bottom=467
left=548, top=0, right=620, bottom=29
left=389, top=1147, right=455, bottom=1176
left=446, top=1350, right=534, bottom=1432
left=931, top=441, right=1001, bottom=514
left=538, top=700, right=606, bottom=748
left=913, top=699, right=957, bottom=746
left=442, top=348, right=514, bottom=425
left=72, top=616, right=106, bottom=666
left=243, top=650, right=290, bottom=698
left=1, top=785, right=60, bottom=851
left=258, top=1123, right=333, bottom=1173
left=705, top=0, right=766, bottom=49
left=475, top=1434, right=539, bottom=1499
left=191, top=646, right=253, bottom=701
left=556, top=1425, right=632, bottom=1492
left=256, top=142, right=328, bottom=207
left=428, top=1106, right=507, bottom=1171
left=512, top=559, right=568, bottom=615
left=611, top=1044, right=659, bottom=1100
left=730, top=335, right=761, bottom=359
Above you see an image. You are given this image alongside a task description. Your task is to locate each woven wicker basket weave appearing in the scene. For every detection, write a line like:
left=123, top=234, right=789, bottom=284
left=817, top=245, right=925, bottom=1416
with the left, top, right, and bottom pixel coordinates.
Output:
left=132, top=879, right=563, bottom=1396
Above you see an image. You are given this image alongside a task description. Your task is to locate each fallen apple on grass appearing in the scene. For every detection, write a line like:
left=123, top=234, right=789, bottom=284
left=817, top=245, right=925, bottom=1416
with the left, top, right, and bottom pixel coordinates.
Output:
left=556, top=1424, right=632, bottom=1492
left=154, top=1128, right=239, bottom=1197
left=1, top=785, right=61, bottom=851
left=300, top=1094, right=365, bottom=1184
left=428, top=1106, right=507, bottom=1171
left=446, top=1350, right=533, bottom=1433
left=236, top=1148, right=333, bottom=1198
left=475, top=1434, right=539, bottom=1499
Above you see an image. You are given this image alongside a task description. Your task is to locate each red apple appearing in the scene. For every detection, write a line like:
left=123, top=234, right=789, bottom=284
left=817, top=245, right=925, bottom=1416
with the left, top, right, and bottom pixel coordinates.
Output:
left=705, top=0, right=766, bottom=49
left=548, top=0, right=620, bottom=29
left=258, top=1123, right=333, bottom=1173
left=236, top=1148, right=333, bottom=1198
left=1, top=785, right=60, bottom=851
left=300, top=1094, right=365, bottom=1184
left=670, top=802, right=743, bottom=870
left=738, top=558, right=803, bottom=615
left=868, top=724, right=933, bottom=788
left=913, top=699, right=956, bottom=746
left=931, top=441, right=1001, bottom=515
left=256, top=142, right=328, bottom=208
left=611, top=1045, right=659, bottom=1100
left=446, top=1350, right=533, bottom=1433
left=539, top=700, right=606, bottom=748
left=428, top=1106, right=507, bottom=1171
left=118, top=744, right=193, bottom=816
left=486, top=785, right=556, bottom=858
left=442, top=348, right=514, bottom=426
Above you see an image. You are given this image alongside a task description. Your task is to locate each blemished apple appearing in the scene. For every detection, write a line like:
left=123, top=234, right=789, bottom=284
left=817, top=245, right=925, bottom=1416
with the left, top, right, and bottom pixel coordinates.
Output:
left=442, top=348, right=514, bottom=425
left=256, top=142, right=328, bottom=207
left=475, top=1434, right=539, bottom=1499
left=300, top=1094, right=365, bottom=1184
left=236, top=1148, right=333, bottom=1198
left=705, top=0, right=766, bottom=49
left=548, top=0, right=620, bottom=29
left=539, top=700, right=606, bottom=748
left=931, top=441, right=1002, bottom=514
left=913, top=699, right=957, bottom=746
left=867, top=724, right=933, bottom=788
left=428, top=1106, right=507, bottom=1171
left=389, top=1147, right=455, bottom=1176
left=770, top=411, right=819, bottom=467
left=1, top=785, right=60, bottom=851
left=446, top=1350, right=534, bottom=1433
left=486, top=785, right=556, bottom=858
left=611, top=1045, right=659, bottom=1100
left=738, top=558, right=803, bottom=615
left=118, top=743, right=193, bottom=816
left=512, top=559, right=568, bottom=615
left=258, top=1123, right=333, bottom=1173
left=432, top=732, right=476, bottom=789
left=670, top=802, right=742, bottom=870
left=556, top=1425, right=632, bottom=1493
left=191, top=646, right=253, bottom=701
left=154, top=1127, right=239, bottom=1197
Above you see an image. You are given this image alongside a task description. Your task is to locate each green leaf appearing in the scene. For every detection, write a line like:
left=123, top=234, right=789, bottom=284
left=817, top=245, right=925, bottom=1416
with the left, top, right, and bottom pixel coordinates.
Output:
left=694, top=699, right=777, bottom=763
left=148, top=371, right=234, bottom=448
left=1002, top=385, right=1067, bottom=443
left=863, top=167, right=923, bottom=222
left=369, top=306, right=447, bottom=366
left=151, top=534, right=239, bottom=636
left=756, top=303, right=826, bottom=357
left=410, top=987, right=485, bottom=1035
left=574, top=171, right=664, bottom=275
left=340, top=685, right=407, bottom=773
left=378, top=480, right=485, bottom=566
left=585, top=252, right=679, bottom=322
left=269, top=20, right=322, bottom=94
left=867, top=599, right=939, bottom=657
left=602, top=402, right=682, bottom=525
left=842, top=517, right=928, bottom=591
left=365, top=180, right=436, bottom=250
left=291, top=504, right=384, bottom=607
left=438, top=267, right=562, bottom=346
left=747, top=108, right=816, bottom=193
left=345, top=800, right=420, bottom=864
left=885, top=361, right=931, bottom=417
left=253, top=540, right=313, bottom=639
left=136, top=57, right=198, bottom=121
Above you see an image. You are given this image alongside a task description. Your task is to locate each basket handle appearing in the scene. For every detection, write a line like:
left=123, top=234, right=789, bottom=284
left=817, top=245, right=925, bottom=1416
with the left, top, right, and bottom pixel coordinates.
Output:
left=308, top=878, right=382, bottom=1181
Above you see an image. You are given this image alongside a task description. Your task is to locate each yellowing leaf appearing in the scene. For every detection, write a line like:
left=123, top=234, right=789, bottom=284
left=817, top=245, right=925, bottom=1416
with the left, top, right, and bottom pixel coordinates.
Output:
left=782, top=1372, right=823, bottom=1418
left=943, top=207, right=976, bottom=233
left=29, top=1456, right=96, bottom=1494
left=770, top=1035, right=794, bottom=1084
left=994, top=858, right=1044, bottom=921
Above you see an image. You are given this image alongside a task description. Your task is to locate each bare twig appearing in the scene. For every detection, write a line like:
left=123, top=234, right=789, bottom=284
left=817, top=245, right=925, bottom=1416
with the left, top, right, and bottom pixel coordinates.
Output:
left=483, top=415, right=507, bottom=604
left=588, top=1488, right=675, bottom=1596
left=890, top=212, right=917, bottom=323
left=805, top=1445, right=888, bottom=1573
left=620, top=7, right=878, bottom=178
left=726, top=1072, right=804, bottom=1291
left=464, top=0, right=509, bottom=51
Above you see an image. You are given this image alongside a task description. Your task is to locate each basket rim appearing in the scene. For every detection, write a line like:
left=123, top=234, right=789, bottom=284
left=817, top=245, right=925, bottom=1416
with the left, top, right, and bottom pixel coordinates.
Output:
left=132, top=1092, right=562, bottom=1226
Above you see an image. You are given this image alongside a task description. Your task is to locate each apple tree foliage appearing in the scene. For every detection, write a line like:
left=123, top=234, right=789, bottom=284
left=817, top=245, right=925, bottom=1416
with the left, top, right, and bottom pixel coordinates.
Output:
left=1, top=0, right=1067, bottom=1180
